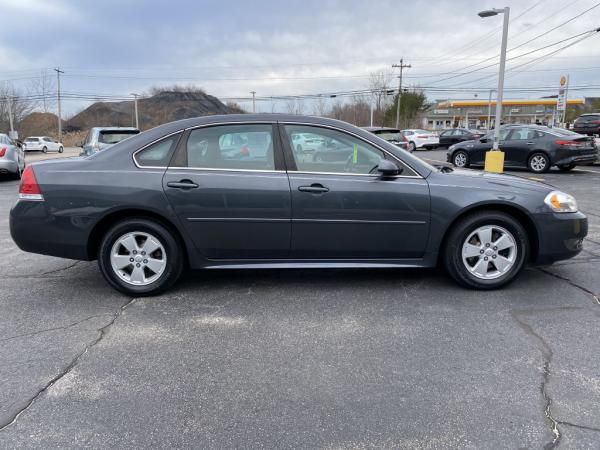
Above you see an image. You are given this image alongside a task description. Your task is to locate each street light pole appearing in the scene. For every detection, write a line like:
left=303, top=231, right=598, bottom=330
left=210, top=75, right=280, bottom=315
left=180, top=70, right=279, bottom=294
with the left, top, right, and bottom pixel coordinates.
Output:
left=130, top=93, right=139, bottom=129
left=487, top=89, right=495, bottom=130
left=250, top=91, right=256, bottom=113
left=478, top=7, right=509, bottom=172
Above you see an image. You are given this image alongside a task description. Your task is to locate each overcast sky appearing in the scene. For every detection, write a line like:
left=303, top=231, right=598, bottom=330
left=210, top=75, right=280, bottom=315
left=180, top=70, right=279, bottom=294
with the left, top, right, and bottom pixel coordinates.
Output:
left=0, top=0, right=598, bottom=115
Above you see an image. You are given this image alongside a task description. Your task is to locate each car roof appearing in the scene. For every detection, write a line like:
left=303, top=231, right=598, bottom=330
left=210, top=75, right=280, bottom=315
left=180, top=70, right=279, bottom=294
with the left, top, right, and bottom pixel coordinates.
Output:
left=92, top=127, right=140, bottom=131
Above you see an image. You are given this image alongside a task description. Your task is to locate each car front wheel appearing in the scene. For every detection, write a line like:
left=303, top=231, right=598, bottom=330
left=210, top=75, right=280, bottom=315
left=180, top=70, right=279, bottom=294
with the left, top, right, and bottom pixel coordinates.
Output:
left=443, top=211, right=528, bottom=289
left=98, top=218, right=184, bottom=296
left=58, top=146, right=64, bottom=153
left=452, top=150, right=470, bottom=168
left=42, top=146, right=47, bottom=153
left=528, top=152, right=550, bottom=173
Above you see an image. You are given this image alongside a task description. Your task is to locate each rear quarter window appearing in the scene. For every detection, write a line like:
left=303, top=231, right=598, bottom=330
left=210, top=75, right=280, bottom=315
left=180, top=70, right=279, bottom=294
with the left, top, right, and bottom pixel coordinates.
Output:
left=134, top=133, right=181, bottom=167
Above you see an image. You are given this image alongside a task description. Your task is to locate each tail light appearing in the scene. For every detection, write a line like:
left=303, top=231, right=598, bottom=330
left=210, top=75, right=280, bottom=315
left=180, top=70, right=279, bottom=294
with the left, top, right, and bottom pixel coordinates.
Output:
left=555, top=140, right=584, bottom=148
left=0, top=147, right=6, bottom=157
left=19, top=166, right=44, bottom=201
left=416, top=135, right=428, bottom=139
left=591, top=120, right=600, bottom=124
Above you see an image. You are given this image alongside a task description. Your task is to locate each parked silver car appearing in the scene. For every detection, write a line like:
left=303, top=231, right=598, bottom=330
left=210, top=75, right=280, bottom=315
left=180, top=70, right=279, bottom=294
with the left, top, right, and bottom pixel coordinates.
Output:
left=80, top=127, right=140, bottom=156
left=0, top=133, right=25, bottom=179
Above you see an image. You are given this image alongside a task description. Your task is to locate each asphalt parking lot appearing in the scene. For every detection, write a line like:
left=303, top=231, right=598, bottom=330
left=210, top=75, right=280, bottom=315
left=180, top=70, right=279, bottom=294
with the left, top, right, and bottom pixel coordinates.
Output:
left=0, top=149, right=599, bottom=449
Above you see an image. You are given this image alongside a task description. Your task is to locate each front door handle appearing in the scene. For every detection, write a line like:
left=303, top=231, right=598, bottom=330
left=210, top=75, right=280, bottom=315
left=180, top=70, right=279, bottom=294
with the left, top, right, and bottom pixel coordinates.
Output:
left=167, top=179, right=199, bottom=189
left=298, top=184, right=329, bottom=194
left=526, top=141, right=535, bottom=145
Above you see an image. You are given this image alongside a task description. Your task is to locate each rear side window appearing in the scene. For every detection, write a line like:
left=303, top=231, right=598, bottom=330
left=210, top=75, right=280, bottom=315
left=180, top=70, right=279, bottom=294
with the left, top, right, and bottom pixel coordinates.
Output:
left=25, top=137, right=39, bottom=142
left=174, top=124, right=275, bottom=171
left=135, top=134, right=181, bottom=167
left=99, top=130, right=140, bottom=144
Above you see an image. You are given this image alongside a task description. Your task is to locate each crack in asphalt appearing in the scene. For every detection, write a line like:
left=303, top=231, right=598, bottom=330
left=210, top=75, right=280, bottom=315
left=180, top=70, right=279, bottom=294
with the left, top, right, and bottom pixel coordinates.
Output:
left=538, top=268, right=600, bottom=307
left=559, top=421, right=600, bottom=433
left=3, top=261, right=87, bottom=279
left=0, top=314, right=111, bottom=343
left=510, top=309, right=568, bottom=449
left=0, top=296, right=137, bottom=432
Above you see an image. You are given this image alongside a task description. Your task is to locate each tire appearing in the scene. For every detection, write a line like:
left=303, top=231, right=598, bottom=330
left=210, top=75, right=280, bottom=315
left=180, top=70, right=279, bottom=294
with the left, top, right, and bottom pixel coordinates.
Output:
left=443, top=211, right=529, bottom=289
left=408, top=142, right=416, bottom=152
left=527, top=152, right=550, bottom=173
left=42, top=146, right=47, bottom=153
left=557, top=163, right=575, bottom=172
left=98, top=218, right=184, bottom=296
left=58, top=146, right=64, bottom=153
left=452, top=150, right=470, bottom=168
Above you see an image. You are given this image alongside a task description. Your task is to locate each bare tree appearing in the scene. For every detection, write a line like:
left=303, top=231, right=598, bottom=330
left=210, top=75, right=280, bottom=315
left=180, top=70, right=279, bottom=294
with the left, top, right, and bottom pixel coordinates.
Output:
left=0, top=83, right=37, bottom=134
left=312, top=96, right=329, bottom=116
left=27, top=70, right=56, bottom=113
left=369, top=70, right=394, bottom=127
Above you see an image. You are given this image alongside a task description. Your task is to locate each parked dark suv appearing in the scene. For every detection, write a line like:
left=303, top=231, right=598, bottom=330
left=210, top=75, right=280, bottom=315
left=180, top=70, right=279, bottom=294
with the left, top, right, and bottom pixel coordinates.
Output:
left=573, top=113, right=600, bottom=136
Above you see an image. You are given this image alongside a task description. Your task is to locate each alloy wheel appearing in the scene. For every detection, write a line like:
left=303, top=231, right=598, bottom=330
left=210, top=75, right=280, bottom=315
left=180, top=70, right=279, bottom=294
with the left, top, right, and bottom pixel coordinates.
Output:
left=461, top=225, right=517, bottom=280
left=529, top=154, right=547, bottom=172
left=110, top=231, right=167, bottom=286
left=454, top=152, right=467, bottom=167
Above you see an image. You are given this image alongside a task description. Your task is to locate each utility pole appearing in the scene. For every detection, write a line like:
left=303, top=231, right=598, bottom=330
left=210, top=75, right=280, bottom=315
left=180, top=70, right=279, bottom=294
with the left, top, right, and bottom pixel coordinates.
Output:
left=130, top=93, right=139, bottom=128
left=54, top=68, right=64, bottom=140
left=392, top=58, right=411, bottom=130
left=250, top=91, right=256, bottom=113
left=7, top=94, right=14, bottom=135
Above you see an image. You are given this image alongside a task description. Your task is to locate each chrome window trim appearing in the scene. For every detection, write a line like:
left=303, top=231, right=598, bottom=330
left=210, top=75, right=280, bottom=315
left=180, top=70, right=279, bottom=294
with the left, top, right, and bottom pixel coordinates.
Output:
left=279, top=121, right=423, bottom=179
left=132, top=120, right=423, bottom=179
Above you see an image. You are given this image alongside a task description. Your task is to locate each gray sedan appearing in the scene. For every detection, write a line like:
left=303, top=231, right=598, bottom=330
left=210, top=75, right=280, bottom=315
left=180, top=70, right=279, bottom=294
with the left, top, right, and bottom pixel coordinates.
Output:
left=10, top=115, right=587, bottom=295
left=0, top=133, right=25, bottom=179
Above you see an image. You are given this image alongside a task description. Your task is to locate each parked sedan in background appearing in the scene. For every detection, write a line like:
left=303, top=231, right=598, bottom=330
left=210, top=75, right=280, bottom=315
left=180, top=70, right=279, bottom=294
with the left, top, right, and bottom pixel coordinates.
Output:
left=401, top=129, right=439, bottom=151
left=80, top=127, right=140, bottom=156
left=10, top=114, right=587, bottom=296
left=22, top=136, right=63, bottom=153
left=362, top=127, right=409, bottom=150
left=573, top=113, right=600, bottom=136
left=0, top=133, right=25, bottom=179
left=447, top=125, right=598, bottom=173
left=439, top=128, right=483, bottom=148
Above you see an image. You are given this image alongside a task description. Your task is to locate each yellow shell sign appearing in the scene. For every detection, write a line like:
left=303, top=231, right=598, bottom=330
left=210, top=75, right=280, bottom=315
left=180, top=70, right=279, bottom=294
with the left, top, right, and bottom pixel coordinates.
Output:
left=560, top=76, right=567, bottom=86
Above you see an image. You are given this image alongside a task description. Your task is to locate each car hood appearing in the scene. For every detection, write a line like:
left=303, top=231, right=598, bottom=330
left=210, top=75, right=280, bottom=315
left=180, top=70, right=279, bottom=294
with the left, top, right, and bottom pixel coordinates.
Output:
left=431, top=167, right=555, bottom=194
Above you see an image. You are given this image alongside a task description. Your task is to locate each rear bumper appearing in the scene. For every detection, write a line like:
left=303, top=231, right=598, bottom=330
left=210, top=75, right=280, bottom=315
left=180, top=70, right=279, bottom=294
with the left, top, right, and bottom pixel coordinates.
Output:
left=10, top=200, right=92, bottom=260
left=533, top=212, right=587, bottom=264
left=554, top=150, right=598, bottom=166
left=0, top=159, right=18, bottom=174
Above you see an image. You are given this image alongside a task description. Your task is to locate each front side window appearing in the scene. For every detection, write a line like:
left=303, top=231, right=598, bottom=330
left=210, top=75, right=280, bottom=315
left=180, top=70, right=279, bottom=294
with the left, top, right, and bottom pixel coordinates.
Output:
left=508, top=128, right=537, bottom=140
left=176, top=124, right=275, bottom=171
left=135, top=134, right=181, bottom=167
left=284, top=125, right=389, bottom=175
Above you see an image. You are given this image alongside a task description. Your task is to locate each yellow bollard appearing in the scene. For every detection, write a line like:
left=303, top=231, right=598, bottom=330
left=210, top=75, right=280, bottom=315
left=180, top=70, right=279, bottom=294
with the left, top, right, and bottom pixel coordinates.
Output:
left=484, top=150, right=504, bottom=173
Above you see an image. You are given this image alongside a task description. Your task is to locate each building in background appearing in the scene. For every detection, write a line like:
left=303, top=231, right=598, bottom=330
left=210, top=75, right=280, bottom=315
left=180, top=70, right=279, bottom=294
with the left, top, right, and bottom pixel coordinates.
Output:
left=424, top=98, right=586, bottom=130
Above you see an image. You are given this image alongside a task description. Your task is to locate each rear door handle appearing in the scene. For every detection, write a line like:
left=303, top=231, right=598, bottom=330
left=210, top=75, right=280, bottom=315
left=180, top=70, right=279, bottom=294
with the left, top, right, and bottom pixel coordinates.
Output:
left=298, top=184, right=329, bottom=194
left=167, top=179, right=199, bottom=189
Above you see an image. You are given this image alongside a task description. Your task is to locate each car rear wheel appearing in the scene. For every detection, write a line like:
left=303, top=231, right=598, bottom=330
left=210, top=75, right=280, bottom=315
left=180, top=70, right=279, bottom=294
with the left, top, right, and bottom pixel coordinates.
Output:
left=42, top=146, right=47, bottom=153
left=527, top=153, right=550, bottom=173
left=443, top=211, right=529, bottom=289
left=452, top=150, right=470, bottom=168
left=98, top=218, right=184, bottom=296
left=557, top=163, right=575, bottom=172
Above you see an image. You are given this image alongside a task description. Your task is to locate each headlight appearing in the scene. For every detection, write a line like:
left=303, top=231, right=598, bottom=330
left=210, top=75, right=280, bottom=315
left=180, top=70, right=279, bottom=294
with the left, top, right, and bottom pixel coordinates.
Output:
left=544, top=191, right=578, bottom=213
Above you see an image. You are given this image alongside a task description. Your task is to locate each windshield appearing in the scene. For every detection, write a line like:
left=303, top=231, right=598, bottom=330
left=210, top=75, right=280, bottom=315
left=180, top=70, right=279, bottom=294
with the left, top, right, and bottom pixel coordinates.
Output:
left=98, top=130, right=140, bottom=144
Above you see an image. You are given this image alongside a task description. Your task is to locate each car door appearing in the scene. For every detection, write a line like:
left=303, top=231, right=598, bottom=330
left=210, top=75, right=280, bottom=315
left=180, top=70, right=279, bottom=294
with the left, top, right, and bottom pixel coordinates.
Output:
left=501, top=127, right=536, bottom=166
left=161, top=123, right=291, bottom=260
left=439, top=130, right=452, bottom=146
left=280, top=123, right=430, bottom=259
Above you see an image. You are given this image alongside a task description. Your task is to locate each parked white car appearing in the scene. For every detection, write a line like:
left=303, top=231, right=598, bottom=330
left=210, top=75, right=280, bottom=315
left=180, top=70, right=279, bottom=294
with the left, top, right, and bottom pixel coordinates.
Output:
left=401, top=129, right=439, bottom=151
left=291, top=132, right=325, bottom=153
left=22, top=136, right=64, bottom=153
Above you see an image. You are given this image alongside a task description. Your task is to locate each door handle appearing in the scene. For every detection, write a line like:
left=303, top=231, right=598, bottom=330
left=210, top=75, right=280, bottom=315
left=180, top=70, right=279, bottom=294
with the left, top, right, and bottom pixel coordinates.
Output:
left=526, top=142, right=535, bottom=145
left=167, top=179, right=199, bottom=189
left=298, top=184, right=329, bottom=194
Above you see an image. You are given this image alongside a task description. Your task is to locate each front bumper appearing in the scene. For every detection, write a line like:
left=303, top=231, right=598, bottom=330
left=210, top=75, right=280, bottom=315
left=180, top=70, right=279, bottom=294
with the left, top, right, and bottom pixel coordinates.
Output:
left=0, top=159, right=18, bottom=174
left=533, top=211, right=587, bottom=264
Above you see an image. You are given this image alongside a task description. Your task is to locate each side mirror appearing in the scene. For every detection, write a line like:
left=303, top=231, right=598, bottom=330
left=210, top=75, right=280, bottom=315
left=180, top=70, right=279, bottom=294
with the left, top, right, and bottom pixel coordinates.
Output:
left=377, top=159, right=402, bottom=176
